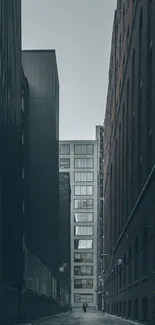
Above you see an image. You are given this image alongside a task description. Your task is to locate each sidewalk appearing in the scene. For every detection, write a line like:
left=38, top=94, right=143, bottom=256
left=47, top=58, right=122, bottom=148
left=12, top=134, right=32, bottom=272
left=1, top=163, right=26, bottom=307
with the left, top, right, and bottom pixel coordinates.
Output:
left=105, top=313, right=143, bottom=325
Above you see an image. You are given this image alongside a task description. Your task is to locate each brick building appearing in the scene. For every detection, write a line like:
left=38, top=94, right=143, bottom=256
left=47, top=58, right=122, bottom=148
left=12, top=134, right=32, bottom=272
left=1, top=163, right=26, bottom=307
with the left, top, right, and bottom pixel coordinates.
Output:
left=103, top=1, right=155, bottom=324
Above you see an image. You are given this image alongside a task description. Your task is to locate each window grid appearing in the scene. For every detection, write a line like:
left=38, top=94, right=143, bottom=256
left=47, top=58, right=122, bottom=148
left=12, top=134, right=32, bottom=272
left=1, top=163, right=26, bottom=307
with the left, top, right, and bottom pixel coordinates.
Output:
left=74, top=294, right=93, bottom=303
left=74, top=213, right=94, bottom=223
left=74, top=185, right=93, bottom=196
left=74, top=239, right=93, bottom=250
left=60, top=158, right=70, bottom=169
left=74, top=172, right=94, bottom=182
left=74, top=226, right=94, bottom=236
left=74, top=158, right=94, bottom=169
left=74, top=252, right=93, bottom=263
left=74, top=144, right=94, bottom=155
left=74, top=266, right=93, bottom=276
left=60, top=144, right=70, bottom=155
left=74, top=199, right=94, bottom=209
left=74, top=279, right=93, bottom=289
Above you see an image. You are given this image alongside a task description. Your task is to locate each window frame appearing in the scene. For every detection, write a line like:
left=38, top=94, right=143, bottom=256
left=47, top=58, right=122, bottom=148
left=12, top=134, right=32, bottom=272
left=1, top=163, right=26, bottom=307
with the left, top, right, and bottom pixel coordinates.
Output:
left=60, top=144, right=70, bottom=155
left=74, top=199, right=94, bottom=209
left=74, top=212, right=94, bottom=223
left=74, top=225, right=94, bottom=236
left=74, top=144, right=94, bottom=155
left=74, top=158, right=94, bottom=169
left=74, top=172, right=94, bottom=182
left=60, top=158, right=70, bottom=169
left=74, top=185, right=94, bottom=196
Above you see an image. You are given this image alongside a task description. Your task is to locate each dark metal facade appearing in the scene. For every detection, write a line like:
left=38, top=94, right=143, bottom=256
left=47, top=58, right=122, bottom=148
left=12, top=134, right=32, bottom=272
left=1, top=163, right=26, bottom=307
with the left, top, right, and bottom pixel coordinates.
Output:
left=0, top=1, right=23, bottom=323
left=0, top=0, right=23, bottom=287
left=104, top=1, right=155, bottom=325
left=22, top=50, right=59, bottom=280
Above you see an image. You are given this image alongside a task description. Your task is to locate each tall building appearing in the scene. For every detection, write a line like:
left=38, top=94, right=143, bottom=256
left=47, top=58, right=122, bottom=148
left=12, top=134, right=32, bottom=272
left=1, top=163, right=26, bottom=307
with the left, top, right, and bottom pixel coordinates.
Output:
left=22, top=50, right=59, bottom=297
left=104, top=1, right=155, bottom=325
left=0, top=1, right=23, bottom=324
left=96, top=125, right=104, bottom=310
left=59, top=141, right=98, bottom=309
left=59, top=172, right=71, bottom=307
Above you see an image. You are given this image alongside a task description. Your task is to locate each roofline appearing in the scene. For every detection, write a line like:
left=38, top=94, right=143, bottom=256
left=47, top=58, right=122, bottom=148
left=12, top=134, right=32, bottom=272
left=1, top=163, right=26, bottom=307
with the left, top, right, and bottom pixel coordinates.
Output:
left=22, top=49, right=56, bottom=53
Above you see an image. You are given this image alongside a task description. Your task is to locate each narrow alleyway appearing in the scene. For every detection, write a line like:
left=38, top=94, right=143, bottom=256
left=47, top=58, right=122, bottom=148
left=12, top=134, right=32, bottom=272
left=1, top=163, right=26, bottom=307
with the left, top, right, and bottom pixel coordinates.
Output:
left=37, top=311, right=141, bottom=325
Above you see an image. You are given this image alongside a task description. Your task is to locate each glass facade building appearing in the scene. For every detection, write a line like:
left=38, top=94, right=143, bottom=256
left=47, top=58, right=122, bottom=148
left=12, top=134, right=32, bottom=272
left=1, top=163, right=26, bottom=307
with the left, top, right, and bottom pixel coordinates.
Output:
left=59, top=141, right=98, bottom=308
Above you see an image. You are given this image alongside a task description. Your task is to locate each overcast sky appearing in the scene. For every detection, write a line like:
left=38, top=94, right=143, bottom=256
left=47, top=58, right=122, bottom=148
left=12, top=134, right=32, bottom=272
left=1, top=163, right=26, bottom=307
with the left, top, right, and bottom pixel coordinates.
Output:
left=22, top=0, right=116, bottom=140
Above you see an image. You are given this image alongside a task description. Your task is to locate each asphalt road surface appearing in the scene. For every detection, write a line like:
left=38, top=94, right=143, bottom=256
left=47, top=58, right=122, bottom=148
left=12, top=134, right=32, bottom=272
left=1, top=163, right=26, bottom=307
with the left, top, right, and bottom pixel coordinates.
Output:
left=37, top=311, right=140, bottom=325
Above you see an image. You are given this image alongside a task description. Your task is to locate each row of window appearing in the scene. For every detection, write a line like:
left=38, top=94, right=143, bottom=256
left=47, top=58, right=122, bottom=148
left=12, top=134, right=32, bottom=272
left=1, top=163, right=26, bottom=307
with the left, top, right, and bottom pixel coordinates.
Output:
left=106, top=223, right=155, bottom=297
left=74, top=294, right=93, bottom=303
left=60, top=144, right=94, bottom=155
left=60, top=158, right=94, bottom=169
left=74, top=266, right=93, bottom=276
left=74, top=252, right=93, bottom=263
left=107, top=296, right=153, bottom=324
left=74, top=226, right=93, bottom=236
left=74, top=185, right=93, bottom=196
left=74, top=199, right=93, bottom=209
left=74, top=279, right=93, bottom=289
left=74, top=239, right=93, bottom=250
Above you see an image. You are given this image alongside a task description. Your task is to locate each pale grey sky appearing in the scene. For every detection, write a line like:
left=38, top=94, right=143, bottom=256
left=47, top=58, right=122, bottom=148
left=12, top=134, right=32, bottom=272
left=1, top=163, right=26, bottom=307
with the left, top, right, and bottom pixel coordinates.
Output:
left=22, top=0, right=116, bottom=140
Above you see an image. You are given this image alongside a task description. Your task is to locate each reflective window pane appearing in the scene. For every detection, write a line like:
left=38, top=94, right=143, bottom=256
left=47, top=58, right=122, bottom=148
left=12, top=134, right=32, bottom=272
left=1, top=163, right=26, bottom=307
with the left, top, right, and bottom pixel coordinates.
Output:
left=74, top=186, right=93, bottom=196
left=74, top=279, right=93, bottom=289
left=74, top=213, right=93, bottom=223
left=60, top=144, right=70, bottom=155
left=74, top=294, right=93, bottom=303
left=74, top=199, right=93, bottom=209
left=74, top=266, right=93, bottom=276
left=74, top=252, right=93, bottom=263
left=74, top=144, right=94, bottom=155
left=74, top=226, right=93, bottom=236
left=74, top=158, right=94, bottom=169
left=74, top=239, right=93, bottom=250
left=60, top=158, right=70, bottom=169
left=74, top=172, right=94, bottom=182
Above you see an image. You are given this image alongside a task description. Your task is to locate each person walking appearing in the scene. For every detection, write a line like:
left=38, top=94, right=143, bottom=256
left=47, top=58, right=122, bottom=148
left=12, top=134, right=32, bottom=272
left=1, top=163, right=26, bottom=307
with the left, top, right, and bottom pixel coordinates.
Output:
left=83, top=302, right=88, bottom=313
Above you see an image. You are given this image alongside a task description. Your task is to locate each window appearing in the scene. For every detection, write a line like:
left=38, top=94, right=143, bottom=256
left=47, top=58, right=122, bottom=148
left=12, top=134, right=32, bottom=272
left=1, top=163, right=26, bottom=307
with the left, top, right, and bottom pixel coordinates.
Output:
left=74, top=158, right=94, bottom=169
left=74, top=279, right=93, bottom=289
left=22, top=133, right=24, bottom=145
left=74, top=266, right=93, bottom=276
left=128, top=246, right=132, bottom=285
left=74, top=199, right=93, bottom=209
left=74, top=239, right=93, bottom=250
left=22, top=166, right=24, bottom=179
left=128, top=300, right=131, bottom=318
left=123, top=254, right=126, bottom=287
left=74, top=294, right=93, bottom=303
left=74, top=185, right=93, bottom=196
left=134, top=299, right=138, bottom=321
left=60, top=144, right=70, bottom=155
left=60, top=158, right=70, bottom=169
left=142, top=223, right=148, bottom=276
left=74, top=144, right=94, bottom=155
left=74, top=172, right=94, bottom=182
left=74, top=252, right=93, bottom=263
left=134, top=237, right=139, bottom=281
left=74, top=226, right=93, bottom=236
left=142, top=297, right=148, bottom=323
left=74, top=212, right=93, bottom=223
left=22, top=96, right=24, bottom=112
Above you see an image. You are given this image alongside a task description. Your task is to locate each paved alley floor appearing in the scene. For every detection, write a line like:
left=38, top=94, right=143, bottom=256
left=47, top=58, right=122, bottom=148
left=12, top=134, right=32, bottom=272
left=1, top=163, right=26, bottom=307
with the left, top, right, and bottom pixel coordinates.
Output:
left=37, top=311, right=141, bottom=325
